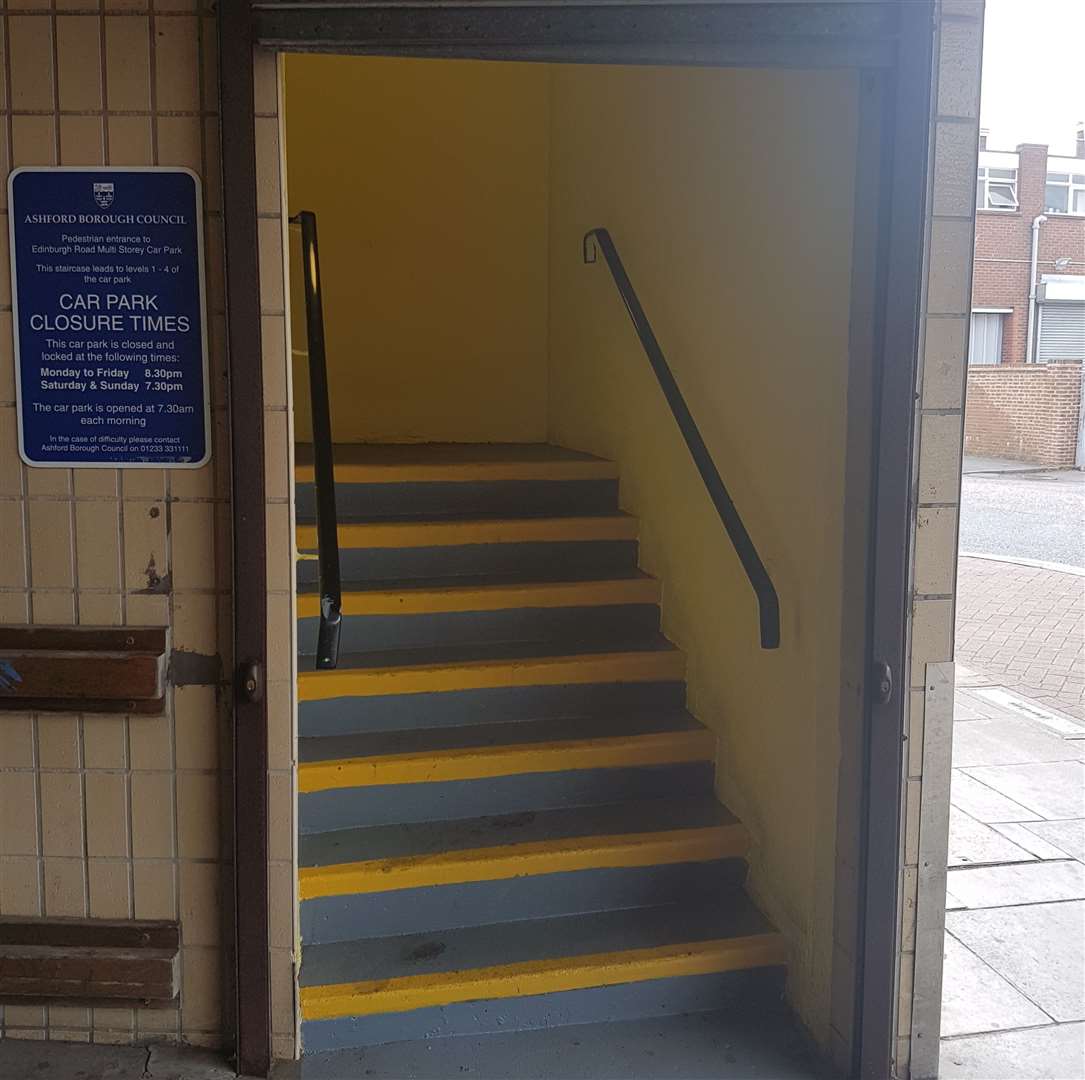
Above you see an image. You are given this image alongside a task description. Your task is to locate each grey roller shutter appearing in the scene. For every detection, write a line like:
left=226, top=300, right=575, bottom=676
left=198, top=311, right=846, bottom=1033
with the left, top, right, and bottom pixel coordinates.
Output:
left=1037, top=302, right=1085, bottom=361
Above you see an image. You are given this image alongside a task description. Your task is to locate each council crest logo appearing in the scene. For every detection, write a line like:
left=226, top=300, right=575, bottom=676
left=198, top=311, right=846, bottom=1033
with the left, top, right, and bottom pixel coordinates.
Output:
left=93, top=182, right=114, bottom=209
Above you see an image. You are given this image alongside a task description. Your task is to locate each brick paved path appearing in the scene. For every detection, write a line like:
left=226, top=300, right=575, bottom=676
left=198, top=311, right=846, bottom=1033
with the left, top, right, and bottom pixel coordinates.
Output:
left=955, top=556, right=1085, bottom=720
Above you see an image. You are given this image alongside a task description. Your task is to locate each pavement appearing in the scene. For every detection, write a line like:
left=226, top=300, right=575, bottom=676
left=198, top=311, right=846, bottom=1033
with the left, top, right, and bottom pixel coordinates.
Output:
left=955, top=557, right=1084, bottom=721
left=940, top=459, right=1085, bottom=1079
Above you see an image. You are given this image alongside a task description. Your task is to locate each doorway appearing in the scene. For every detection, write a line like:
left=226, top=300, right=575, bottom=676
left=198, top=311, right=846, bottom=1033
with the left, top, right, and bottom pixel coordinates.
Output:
left=215, top=6, right=946, bottom=1072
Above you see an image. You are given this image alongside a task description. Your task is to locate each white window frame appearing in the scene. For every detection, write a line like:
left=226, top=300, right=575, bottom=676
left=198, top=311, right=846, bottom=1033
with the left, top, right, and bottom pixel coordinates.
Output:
left=976, top=166, right=1018, bottom=211
left=968, top=310, right=1008, bottom=365
left=1044, top=171, right=1085, bottom=216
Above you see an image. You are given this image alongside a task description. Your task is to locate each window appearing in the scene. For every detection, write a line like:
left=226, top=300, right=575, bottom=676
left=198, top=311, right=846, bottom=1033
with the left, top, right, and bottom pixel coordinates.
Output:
left=1044, top=172, right=1085, bottom=214
left=976, top=167, right=1018, bottom=211
left=969, top=312, right=1005, bottom=365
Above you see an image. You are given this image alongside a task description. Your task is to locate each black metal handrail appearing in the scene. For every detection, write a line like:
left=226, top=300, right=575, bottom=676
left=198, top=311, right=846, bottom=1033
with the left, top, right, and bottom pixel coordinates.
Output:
left=289, top=211, right=342, bottom=669
left=583, top=227, right=780, bottom=650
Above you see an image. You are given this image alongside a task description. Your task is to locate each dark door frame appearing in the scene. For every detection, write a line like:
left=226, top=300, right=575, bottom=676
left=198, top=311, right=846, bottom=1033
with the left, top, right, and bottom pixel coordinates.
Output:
left=218, top=4, right=936, bottom=1076
left=855, top=6, right=936, bottom=1077
left=219, top=2, right=271, bottom=1077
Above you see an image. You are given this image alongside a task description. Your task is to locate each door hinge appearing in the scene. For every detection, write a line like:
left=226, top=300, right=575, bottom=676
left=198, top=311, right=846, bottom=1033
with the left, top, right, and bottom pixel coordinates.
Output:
left=873, top=659, right=893, bottom=706
left=237, top=659, right=264, bottom=704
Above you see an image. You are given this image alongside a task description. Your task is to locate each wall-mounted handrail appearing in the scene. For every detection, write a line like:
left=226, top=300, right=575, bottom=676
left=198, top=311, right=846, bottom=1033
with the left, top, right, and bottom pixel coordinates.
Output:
left=289, top=211, right=342, bottom=669
left=583, top=227, right=780, bottom=649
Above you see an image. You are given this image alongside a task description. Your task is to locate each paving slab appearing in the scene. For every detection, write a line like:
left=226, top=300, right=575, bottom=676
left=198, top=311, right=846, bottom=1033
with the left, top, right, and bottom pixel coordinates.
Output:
left=946, top=901, right=1085, bottom=1022
left=940, top=1022, right=1085, bottom=1079
left=953, top=686, right=1002, bottom=720
left=968, top=687, right=1085, bottom=740
left=993, top=822, right=1077, bottom=861
left=946, top=860, right=1085, bottom=908
left=1023, top=819, right=1085, bottom=862
left=951, top=771, right=1041, bottom=823
left=0, top=1041, right=234, bottom=1080
left=952, top=715, right=1084, bottom=768
left=948, top=806, right=1036, bottom=867
left=940, top=932, right=1051, bottom=1038
left=962, top=761, right=1085, bottom=821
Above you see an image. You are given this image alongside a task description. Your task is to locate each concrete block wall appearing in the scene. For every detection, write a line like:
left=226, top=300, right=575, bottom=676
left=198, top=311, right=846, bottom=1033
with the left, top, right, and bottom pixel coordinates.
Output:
left=964, top=362, right=1083, bottom=465
left=897, top=3, right=985, bottom=1077
left=0, top=8, right=297, bottom=1058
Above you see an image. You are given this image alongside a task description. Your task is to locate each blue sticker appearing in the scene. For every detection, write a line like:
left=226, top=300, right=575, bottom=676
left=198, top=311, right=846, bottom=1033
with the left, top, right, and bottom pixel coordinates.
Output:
left=8, top=167, right=211, bottom=468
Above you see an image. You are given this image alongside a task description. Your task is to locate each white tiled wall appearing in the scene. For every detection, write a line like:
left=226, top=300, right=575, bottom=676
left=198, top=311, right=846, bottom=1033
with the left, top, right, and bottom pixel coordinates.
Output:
left=0, top=7, right=297, bottom=1057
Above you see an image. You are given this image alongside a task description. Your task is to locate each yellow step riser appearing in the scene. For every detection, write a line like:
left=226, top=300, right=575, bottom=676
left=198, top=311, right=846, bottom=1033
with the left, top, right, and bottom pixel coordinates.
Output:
left=301, top=933, right=787, bottom=1021
left=299, top=729, right=716, bottom=794
left=296, top=515, right=637, bottom=552
left=295, top=459, right=619, bottom=485
left=296, top=577, right=660, bottom=619
left=298, top=649, right=685, bottom=702
left=299, top=824, right=746, bottom=901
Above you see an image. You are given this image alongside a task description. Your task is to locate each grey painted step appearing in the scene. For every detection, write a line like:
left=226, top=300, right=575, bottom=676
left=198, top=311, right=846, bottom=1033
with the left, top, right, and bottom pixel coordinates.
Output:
left=299, top=712, right=711, bottom=833
left=299, top=796, right=737, bottom=870
left=300, top=681, right=687, bottom=738
left=300, top=761, right=716, bottom=835
left=301, top=894, right=771, bottom=988
left=296, top=442, right=616, bottom=477
left=284, top=997, right=814, bottom=1078
left=299, top=632, right=678, bottom=673
left=299, top=897, right=778, bottom=1051
left=301, top=857, right=745, bottom=945
left=299, top=710, right=703, bottom=765
left=301, top=968, right=787, bottom=1054
left=297, top=603, right=661, bottom=656
left=305, top=565, right=653, bottom=592
left=298, top=635, right=684, bottom=737
left=297, top=539, right=639, bottom=585
left=296, top=477, right=620, bottom=521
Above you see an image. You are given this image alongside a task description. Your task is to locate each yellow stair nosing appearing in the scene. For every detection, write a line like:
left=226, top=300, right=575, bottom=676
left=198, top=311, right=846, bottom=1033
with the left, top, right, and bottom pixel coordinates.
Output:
left=298, top=823, right=746, bottom=900
left=300, top=932, right=787, bottom=1021
left=299, top=727, right=717, bottom=793
left=296, top=576, right=661, bottom=619
left=298, top=649, right=686, bottom=702
left=295, top=458, right=619, bottom=484
left=295, top=515, right=638, bottom=552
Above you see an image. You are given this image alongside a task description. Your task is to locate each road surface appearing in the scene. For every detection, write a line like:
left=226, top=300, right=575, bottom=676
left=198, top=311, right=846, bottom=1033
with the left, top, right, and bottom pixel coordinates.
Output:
left=958, top=466, right=1085, bottom=568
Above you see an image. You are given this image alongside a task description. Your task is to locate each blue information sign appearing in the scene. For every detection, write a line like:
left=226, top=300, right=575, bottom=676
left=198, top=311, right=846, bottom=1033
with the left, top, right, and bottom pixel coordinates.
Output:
left=8, top=167, right=210, bottom=468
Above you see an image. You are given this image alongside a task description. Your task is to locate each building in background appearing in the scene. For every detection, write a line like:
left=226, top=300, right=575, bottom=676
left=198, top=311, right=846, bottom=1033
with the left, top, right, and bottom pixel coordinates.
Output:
left=964, top=126, right=1085, bottom=465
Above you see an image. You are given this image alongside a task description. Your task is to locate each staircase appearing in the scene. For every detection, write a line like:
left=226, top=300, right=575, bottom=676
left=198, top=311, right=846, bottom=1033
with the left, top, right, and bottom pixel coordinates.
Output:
left=294, top=443, right=787, bottom=1055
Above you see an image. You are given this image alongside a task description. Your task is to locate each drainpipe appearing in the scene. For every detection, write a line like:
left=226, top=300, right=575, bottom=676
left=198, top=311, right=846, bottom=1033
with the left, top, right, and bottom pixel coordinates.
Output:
left=1025, top=214, right=1047, bottom=363
left=1076, top=361, right=1085, bottom=469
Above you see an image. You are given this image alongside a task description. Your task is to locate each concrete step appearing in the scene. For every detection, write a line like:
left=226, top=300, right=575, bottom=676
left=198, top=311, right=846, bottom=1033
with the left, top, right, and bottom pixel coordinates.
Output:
left=298, top=711, right=715, bottom=832
left=296, top=514, right=639, bottom=584
left=299, top=897, right=785, bottom=1052
left=297, top=573, right=662, bottom=655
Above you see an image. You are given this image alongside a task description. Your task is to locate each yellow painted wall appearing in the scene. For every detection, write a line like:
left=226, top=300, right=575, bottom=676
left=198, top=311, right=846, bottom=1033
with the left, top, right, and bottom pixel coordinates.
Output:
left=547, top=65, right=860, bottom=1039
left=282, top=54, right=864, bottom=1043
left=284, top=56, right=550, bottom=443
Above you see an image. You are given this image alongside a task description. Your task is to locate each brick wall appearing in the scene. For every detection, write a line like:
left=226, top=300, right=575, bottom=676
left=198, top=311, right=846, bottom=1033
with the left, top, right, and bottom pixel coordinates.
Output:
left=973, top=143, right=1085, bottom=364
left=964, top=362, right=1083, bottom=465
